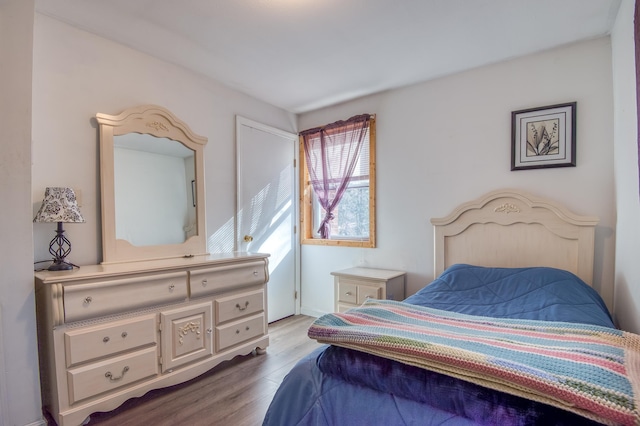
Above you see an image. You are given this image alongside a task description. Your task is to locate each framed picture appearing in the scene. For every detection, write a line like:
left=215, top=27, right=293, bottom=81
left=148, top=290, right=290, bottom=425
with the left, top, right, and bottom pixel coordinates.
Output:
left=511, top=102, right=576, bottom=170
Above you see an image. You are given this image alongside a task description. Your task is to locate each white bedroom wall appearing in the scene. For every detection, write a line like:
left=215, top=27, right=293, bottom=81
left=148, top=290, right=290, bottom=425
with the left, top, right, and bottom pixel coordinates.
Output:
left=611, top=0, right=640, bottom=334
left=0, top=1, right=43, bottom=425
left=299, top=37, right=616, bottom=318
left=31, top=13, right=297, bottom=267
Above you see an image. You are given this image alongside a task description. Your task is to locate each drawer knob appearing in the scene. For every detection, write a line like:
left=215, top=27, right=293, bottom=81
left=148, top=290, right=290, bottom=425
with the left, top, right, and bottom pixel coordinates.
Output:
left=103, top=336, right=110, bottom=343
left=105, top=366, right=129, bottom=382
left=236, top=329, right=240, bottom=334
left=121, top=332, right=128, bottom=338
left=246, top=326, right=250, bottom=331
left=84, top=296, right=93, bottom=304
left=202, top=279, right=208, bottom=287
left=345, top=292, right=352, bottom=296
left=253, top=271, right=258, bottom=276
left=207, top=328, right=213, bottom=334
left=236, top=301, right=249, bottom=311
left=169, top=284, right=175, bottom=291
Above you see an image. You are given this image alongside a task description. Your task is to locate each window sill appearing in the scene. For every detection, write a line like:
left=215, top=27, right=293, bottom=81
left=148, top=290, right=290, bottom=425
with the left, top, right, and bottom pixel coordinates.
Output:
left=300, top=238, right=375, bottom=248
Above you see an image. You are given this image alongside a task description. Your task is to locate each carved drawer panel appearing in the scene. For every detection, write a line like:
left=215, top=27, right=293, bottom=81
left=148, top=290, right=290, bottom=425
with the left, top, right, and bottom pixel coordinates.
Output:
left=64, top=314, right=157, bottom=368
left=63, top=272, right=188, bottom=323
left=159, top=302, right=213, bottom=373
left=66, top=346, right=158, bottom=404
left=190, top=261, right=267, bottom=297
left=216, top=313, right=265, bottom=352
left=215, top=289, right=264, bottom=324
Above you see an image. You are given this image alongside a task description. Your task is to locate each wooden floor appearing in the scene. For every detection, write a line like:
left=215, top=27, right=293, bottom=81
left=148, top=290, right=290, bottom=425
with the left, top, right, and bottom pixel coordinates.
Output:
left=49, top=315, right=320, bottom=426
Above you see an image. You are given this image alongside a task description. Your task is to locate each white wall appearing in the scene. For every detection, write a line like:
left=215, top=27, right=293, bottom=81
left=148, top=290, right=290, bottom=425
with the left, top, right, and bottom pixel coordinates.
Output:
left=299, top=38, right=616, bottom=318
left=0, top=1, right=44, bottom=425
left=32, top=14, right=297, bottom=266
left=612, top=0, right=640, bottom=334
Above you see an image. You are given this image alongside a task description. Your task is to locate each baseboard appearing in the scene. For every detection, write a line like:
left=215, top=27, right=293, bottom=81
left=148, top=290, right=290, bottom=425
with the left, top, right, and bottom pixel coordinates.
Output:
left=23, top=420, right=47, bottom=426
left=300, top=306, right=326, bottom=318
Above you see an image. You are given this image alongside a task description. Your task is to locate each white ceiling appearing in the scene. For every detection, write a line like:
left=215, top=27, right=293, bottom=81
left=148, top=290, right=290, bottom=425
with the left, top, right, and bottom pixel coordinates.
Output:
left=35, top=0, right=622, bottom=114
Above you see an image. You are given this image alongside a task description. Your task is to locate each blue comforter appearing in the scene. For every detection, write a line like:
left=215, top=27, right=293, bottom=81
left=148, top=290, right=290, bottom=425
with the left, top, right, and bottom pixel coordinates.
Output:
left=263, top=265, right=615, bottom=425
left=403, top=264, right=613, bottom=326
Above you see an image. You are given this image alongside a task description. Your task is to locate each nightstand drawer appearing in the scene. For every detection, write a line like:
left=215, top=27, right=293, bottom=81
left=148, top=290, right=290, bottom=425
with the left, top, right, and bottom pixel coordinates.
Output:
left=357, top=286, right=382, bottom=304
left=67, top=346, right=158, bottom=404
left=216, top=314, right=265, bottom=351
left=215, top=289, right=264, bottom=324
left=64, top=314, right=157, bottom=367
left=336, top=282, right=357, bottom=304
left=63, top=272, right=188, bottom=323
left=337, top=303, right=354, bottom=313
left=337, top=279, right=382, bottom=304
left=190, top=261, right=267, bottom=297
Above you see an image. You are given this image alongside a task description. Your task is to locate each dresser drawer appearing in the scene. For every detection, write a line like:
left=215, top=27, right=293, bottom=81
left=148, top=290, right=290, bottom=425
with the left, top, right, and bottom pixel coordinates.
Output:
left=216, top=314, right=265, bottom=351
left=63, top=272, right=188, bottom=323
left=67, top=346, right=158, bottom=404
left=215, top=289, right=264, bottom=324
left=64, top=314, right=157, bottom=367
left=190, top=261, right=267, bottom=297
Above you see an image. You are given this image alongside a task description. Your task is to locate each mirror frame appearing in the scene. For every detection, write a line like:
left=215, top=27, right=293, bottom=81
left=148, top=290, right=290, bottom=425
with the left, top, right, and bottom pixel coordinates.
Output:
left=96, top=105, right=208, bottom=264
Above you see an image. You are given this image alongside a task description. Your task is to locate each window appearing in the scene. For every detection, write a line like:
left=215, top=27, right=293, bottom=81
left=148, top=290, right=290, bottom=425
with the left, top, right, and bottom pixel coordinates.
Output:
left=299, top=115, right=376, bottom=247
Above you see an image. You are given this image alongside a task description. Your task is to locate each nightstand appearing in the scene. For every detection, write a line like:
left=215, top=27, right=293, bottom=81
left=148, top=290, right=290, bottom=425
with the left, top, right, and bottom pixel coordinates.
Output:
left=331, top=267, right=406, bottom=312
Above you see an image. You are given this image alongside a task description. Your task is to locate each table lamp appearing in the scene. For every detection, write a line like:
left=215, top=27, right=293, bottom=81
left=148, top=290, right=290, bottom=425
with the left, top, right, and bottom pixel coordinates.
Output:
left=34, top=187, right=85, bottom=271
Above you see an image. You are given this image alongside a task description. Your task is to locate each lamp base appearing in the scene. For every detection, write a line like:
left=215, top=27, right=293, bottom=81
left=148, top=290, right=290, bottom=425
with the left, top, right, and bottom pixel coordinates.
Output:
left=46, top=223, right=78, bottom=271
left=48, top=260, right=74, bottom=271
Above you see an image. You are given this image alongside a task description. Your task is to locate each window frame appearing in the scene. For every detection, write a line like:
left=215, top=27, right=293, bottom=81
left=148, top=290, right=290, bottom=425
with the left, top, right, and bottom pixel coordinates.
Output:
left=299, top=116, right=376, bottom=247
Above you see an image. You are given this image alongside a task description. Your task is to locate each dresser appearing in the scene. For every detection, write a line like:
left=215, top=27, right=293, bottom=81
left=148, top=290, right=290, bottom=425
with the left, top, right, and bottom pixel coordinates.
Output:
left=331, top=267, right=406, bottom=312
left=35, top=253, right=269, bottom=426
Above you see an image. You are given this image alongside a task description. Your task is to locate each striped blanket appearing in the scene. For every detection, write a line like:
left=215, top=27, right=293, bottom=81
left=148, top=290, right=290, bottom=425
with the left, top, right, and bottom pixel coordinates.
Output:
left=308, top=299, right=640, bottom=426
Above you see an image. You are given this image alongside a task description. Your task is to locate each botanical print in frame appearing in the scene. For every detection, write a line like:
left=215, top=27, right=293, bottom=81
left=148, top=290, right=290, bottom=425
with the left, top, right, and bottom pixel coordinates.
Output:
left=511, top=102, right=576, bottom=170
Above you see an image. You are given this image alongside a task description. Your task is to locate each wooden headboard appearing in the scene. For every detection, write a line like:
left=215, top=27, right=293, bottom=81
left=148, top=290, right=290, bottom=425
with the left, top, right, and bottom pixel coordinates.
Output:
left=431, top=189, right=599, bottom=286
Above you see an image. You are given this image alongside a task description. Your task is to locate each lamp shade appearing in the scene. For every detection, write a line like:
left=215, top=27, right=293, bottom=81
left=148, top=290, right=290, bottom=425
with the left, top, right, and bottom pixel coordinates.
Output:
left=34, top=187, right=85, bottom=223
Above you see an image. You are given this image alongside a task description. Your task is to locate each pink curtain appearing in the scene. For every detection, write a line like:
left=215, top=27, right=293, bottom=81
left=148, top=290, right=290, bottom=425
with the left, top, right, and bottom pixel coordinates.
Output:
left=300, top=114, right=371, bottom=238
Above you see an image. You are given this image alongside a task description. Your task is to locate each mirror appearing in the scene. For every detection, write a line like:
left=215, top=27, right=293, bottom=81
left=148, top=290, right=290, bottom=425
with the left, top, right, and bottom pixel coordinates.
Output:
left=114, top=134, right=195, bottom=246
left=96, top=105, right=208, bottom=264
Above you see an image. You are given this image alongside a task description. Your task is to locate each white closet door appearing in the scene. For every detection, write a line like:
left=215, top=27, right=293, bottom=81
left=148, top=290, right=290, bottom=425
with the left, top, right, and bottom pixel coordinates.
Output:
left=236, top=117, right=298, bottom=322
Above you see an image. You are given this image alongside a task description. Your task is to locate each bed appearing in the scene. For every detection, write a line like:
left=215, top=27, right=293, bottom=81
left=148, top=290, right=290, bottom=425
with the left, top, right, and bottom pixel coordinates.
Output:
left=263, top=190, right=639, bottom=426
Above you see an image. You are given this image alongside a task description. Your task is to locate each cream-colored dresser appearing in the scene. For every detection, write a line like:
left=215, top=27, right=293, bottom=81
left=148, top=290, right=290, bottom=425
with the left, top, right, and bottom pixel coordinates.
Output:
left=35, top=253, right=269, bottom=426
left=331, top=267, right=406, bottom=312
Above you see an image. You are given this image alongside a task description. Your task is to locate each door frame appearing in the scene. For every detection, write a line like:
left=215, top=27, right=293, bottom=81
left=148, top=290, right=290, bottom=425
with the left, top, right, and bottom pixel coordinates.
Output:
left=235, top=116, right=300, bottom=316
